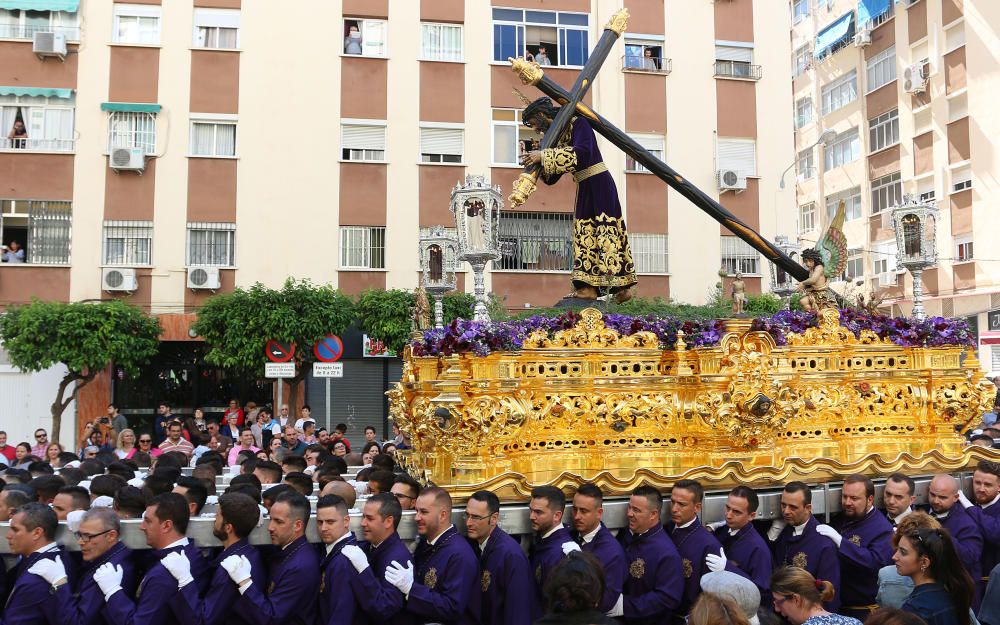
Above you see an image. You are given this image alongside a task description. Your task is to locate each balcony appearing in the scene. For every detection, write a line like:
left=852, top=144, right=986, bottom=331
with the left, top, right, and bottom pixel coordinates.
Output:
left=714, top=60, right=762, bottom=81
left=622, top=55, right=672, bottom=75
left=0, top=23, right=79, bottom=41
left=1, top=137, right=74, bottom=152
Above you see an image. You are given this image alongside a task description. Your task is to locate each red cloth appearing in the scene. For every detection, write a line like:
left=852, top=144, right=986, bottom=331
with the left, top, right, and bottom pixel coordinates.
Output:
left=0, top=445, right=15, bottom=462
left=223, top=408, right=245, bottom=427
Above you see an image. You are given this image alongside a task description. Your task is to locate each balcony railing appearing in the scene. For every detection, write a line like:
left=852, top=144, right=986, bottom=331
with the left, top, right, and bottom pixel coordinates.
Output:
left=714, top=60, right=762, bottom=80
left=0, top=137, right=75, bottom=152
left=622, top=55, right=671, bottom=75
left=0, top=23, right=80, bottom=40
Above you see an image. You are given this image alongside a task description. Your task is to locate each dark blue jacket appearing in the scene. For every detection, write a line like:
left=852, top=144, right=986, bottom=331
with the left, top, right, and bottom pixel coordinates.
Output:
left=49, top=542, right=137, bottom=625
left=1, top=548, right=65, bottom=625
left=476, top=527, right=539, bottom=625
left=171, top=539, right=266, bottom=625
left=351, top=533, right=414, bottom=625
left=902, top=582, right=963, bottom=625
left=104, top=539, right=205, bottom=625
left=234, top=535, right=319, bottom=625
left=318, top=535, right=362, bottom=625
left=407, top=525, right=479, bottom=625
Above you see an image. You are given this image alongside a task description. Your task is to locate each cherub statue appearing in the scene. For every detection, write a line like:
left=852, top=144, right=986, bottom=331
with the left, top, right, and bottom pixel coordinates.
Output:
left=412, top=287, right=431, bottom=330
left=731, top=272, right=746, bottom=316
left=798, top=249, right=830, bottom=312
left=798, top=201, right=848, bottom=312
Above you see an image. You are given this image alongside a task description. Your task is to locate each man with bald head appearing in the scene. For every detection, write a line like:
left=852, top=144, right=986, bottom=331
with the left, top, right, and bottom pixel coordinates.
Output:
left=320, top=480, right=357, bottom=509
left=927, top=473, right=983, bottom=606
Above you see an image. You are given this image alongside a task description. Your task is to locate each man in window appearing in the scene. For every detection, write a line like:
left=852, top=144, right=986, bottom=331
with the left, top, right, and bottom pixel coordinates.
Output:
left=520, top=97, right=637, bottom=303
left=642, top=48, right=658, bottom=71
left=345, top=23, right=362, bottom=54
left=535, top=45, right=552, bottom=66
left=1, top=240, right=25, bottom=263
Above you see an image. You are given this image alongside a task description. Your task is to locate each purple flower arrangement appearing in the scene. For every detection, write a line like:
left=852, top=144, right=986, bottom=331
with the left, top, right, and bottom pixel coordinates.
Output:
left=410, top=310, right=976, bottom=357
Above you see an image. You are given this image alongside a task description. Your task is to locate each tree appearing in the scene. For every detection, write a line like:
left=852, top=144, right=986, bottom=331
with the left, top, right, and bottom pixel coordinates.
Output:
left=355, top=289, right=477, bottom=354
left=192, top=279, right=355, bottom=415
left=0, top=299, right=161, bottom=442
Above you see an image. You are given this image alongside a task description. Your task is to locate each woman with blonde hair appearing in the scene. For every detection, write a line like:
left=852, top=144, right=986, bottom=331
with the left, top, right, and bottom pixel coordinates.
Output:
left=688, top=592, right=751, bottom=625
left=45, top=442, right=64, bottom=466
left=115, top=428, right=136, bottom=459
left=771, top=566, right=861, bottom=625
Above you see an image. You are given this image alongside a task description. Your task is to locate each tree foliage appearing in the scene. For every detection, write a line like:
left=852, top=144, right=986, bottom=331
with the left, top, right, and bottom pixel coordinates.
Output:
left=355, top=289, right=477, bottom=354
left=0, top=299, right=161, bottom=441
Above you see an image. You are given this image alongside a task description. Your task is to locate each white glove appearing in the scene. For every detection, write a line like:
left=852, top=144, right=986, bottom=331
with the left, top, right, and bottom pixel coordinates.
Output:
left=161, top=551, right=194, bottom=588
left=706, top=520, right=727, bottom=532
left=958, top=490, right=974, bottom=509
left=606, top=593, right=624, bottom=617
left=94, top=563, right=124, bottom=601
left=385, top=560, right=414, bottom=596
left=561, top=541, right=582, bottom=555
left=91, top=496, right=115, bottom=509
left=767, top=519, right=787, bottom=541
left=127, top=476, right=145, bottom=488
left=28, top=557, right=67, bottom=587
left=221, top=554, right=253, bottom=591
left=705, top=547, right=728, bottom=573
left=816, top=523, right=842, bottom=548
left=341, top=544, right=369, bottom=573
left=66, top=509, right=86, bottom=532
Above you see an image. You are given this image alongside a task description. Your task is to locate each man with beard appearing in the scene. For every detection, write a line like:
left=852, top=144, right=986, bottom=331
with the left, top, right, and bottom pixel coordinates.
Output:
left=957, top=460, right=1000, bottom=602
left=707, top=485, right=772, bottom=599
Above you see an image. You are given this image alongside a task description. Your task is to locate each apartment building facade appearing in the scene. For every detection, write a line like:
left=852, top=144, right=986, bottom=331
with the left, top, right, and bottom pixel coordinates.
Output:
left=789, top=0, right=1000, bottom=368
left=0, top=0, right=795, bottom=440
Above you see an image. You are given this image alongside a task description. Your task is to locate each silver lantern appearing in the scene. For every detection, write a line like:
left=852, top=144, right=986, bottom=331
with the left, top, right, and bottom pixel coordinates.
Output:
left=418, top=226, right=459, bottom=329
left=450, top=174, right=502, bottom=322
left=770, top=235, right=802, bottom=303
left=891, top=195, right=939, bottom=321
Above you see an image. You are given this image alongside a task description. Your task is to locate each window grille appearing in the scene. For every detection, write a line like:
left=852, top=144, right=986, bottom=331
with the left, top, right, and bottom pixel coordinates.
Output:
left=631, top=233, right=668, bottom=274
left=108, top=111, right=156, bottom=154
left=340, top=226, right=386, bottom=269
left=720, top=236, right=759, bottom=275
left=187, top=222, right=235, bottom=266
left=103, top=220, right=153, bottom=266
left=497, top=211, right=573, bottom=271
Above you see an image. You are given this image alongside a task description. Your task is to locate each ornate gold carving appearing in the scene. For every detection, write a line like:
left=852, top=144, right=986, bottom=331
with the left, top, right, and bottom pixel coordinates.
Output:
left=541, top=147, right=578, bottom=177
left=508, top=171, right=538, bottom=208
left=604, top=8, right=629, bottom=36
left=629, top=558, right=645, bottom=579
left=572, top=214, right=637, bottom=288
left=508, top=57, right=544, bottom=85
left=425, top=568, right=438, bottom=589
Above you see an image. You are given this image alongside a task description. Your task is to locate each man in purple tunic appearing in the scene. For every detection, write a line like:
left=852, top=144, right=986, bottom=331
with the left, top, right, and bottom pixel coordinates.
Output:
left=385, top=486, right=478, bottom=625
left=521, top=97, right=637, bottom=302
left=665, top=479, right=729, bottom=618
left=815, top=474, right=893, bottom=620
left=618, top=485, right=684, bottom=625
left=529, top=485, right=579, bottom=609
left=569, top=483, right=626, bottom=616
left=350, top=493, right=414, bottom=625
left=708, top=485, right=773, bottom=600
left=958, top=460, right=1000, bottom=602
left=927, top=473, right=983, bottom=608
left=882, top=473, right=917, bottom=529
left=315, top=494, right=362, bottom=625
left=767, top=481, right=841, bottom=612
left=466, top=490, right=539, bottom=625
left=2, top=503, right=70, bottom=625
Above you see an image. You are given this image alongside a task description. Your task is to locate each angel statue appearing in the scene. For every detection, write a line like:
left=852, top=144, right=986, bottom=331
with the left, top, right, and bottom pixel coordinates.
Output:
left=798, top=201, right=848, bottom=313
left=412, top=287, right=431, bottom=330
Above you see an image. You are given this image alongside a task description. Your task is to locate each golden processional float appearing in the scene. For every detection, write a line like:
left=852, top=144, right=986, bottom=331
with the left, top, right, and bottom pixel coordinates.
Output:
left=389, top=9, right=998, bottom=501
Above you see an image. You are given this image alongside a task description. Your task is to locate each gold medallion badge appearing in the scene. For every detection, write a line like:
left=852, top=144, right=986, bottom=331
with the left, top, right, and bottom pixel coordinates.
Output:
left=481, top=570, right=492, bottom=592
left=629, top=558, right=645, bottom=579
left=792, top=552, right=808, bottom=569
left=267, top=581, right=276, bottom=595
left=682, top=558, right=693, bottom=579
left=849, top=535, right=862, bottom=546
left=424, top=567, right=438, bottom=590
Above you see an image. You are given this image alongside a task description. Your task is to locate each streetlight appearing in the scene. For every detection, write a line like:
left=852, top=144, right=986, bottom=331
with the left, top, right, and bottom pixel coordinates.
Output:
left=450, top=175, right=502, bottom=322
left=779, top=129, right=837, bottom=190
left=418, top=226, right=459, bottom=329
left=891, top=195, right=939, bottom=321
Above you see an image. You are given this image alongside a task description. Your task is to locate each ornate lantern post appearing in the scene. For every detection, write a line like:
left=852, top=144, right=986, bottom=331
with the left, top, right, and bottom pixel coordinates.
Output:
left=891, top=196, right=939, bottom=320
left=770, top=235, right=802, bottom=307
left=418, top=226, right=459, bottom=329
left=450, top=175, right=502, bottom=322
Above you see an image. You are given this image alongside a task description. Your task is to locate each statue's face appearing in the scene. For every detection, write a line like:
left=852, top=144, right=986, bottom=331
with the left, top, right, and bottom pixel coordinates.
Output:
left=804, top=258, right=815, bottom=269
left=526, top=114, right=551, bottom=134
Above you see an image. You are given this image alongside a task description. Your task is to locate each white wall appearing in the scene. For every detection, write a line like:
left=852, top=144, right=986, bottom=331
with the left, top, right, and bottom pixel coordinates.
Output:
left=0, top=361, right=76, bottom=450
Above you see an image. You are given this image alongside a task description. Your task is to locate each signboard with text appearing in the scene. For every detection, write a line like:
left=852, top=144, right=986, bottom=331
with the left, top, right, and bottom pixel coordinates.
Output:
left=313, top=362, right=344, bottom=378
left=363, top=334, right=397, bottom=358
left=265, top=362, right=295, bottom=378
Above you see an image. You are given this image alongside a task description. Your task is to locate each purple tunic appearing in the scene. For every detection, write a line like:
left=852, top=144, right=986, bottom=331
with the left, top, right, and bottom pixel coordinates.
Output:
left=475, top=527, right=539, bottom=625
left=529, top=525, right=573, bottom=609
left=833, top=508, right=894, bottom=617
left=351, top=533, right=414, bottom=625
left=171, top=539, right=266, bottom=625
left=935, top=505, right=983, bottom=609
left=617, top=524, right=684, bottom=625
left=540, top=117, right=637, bottom=292
left=571, top=523, right=627, bottom=613
left=104, top=541, right=202, bottom=625
left=716, top=523, right=773, bottom=598
left=48, top=542, right=138, bottom=625
left=233, top=535, right=319, bottom=625
left=408, top=525, right=479, bottom=625
left=965, top=501, right=1000, bottom=599
left=771, top=516, right=842, bottom=612
left=666, top=518, right=726, bottom=614
left=1, top=549, right=65, bottom=625
left=317, top=536, right=361, bottom=625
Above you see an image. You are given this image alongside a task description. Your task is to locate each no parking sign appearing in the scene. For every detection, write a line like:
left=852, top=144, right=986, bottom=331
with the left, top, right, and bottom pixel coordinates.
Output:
left=313, top=335, right=344, bottom=362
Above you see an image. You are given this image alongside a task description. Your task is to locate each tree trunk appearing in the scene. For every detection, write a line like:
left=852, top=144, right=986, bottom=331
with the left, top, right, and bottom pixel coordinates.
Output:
left=50, top=371, right=93, bottom=445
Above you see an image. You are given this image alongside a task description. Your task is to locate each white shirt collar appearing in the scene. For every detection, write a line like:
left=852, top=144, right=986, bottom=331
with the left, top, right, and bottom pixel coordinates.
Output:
left=478, top=532, right=491, bottom=551
left=792, top=519, right=810, bottom=536
left=165, top=537, right=189, bottom=550
left=428, top=524, right=454, bottom=546
left=581, top=524, right=601, bottom=544
left=891, top=507, right=913, bottom=526
left=981, top=492, right=1000, bottom=510
left=325, top=532, right=352, bottom=554
left=677, top=517, right=696, bottom=530
left=34, top=542, right=59, bottom=555
left=541, top=525, right=562, bottom=540
left=933, top=509, right=951, bottom=520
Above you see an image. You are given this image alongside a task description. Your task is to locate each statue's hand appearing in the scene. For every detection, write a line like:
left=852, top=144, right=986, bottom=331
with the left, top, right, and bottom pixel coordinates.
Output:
left=521, top=150, right=542, bottom=167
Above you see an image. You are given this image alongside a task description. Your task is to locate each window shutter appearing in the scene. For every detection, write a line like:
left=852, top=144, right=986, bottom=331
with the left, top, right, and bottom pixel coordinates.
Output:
left=420, top=127, right=463, bottom=156
left=342, top=124, right=386, bottom=151
left=715, top=45, right=752, bottom=62
left=633, top=135, right=665, bottom=153
left=193, top=8, right=239, bottom=28
left=717, top=139, right=756, bottom=176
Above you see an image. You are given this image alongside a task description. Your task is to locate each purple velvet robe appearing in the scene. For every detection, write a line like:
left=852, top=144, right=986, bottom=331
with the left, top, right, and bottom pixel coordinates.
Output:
left=966, top=501, right=1000, bottom=600
left=833, top=508, right=894, bottom=618
left=48, top=542, right=138, bottom=625
left=408, top=525, right=480, bottom=625
left=1, top=549, right=66, bottom=625
left=171, top=539, right=266, bottom=625
left=476, top=527, right=539, bottom=625
left=617, top=524, right=684, bottom=625
left=104, top=542, right=200, bottom=625
left=233, top=535, right=319, bottom=625
left=317, top=535, right=362, bottom=625
left=351, top=534, right=414, bottom=625
left=716, top=523, right=773, bottom=598
left=540, top=117, right=637, bottom=292
left=935, top=505, right=983, bottom=609
left=529, top=525, right=573, bottom=609
left=571, top=523, right=627, bottom=613
left=771, top=516, right=841, bottom=612
left=666, top=518, right=726, bottom=615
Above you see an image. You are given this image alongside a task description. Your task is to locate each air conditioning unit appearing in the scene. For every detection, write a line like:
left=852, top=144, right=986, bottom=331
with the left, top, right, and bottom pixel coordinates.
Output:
left=110, top=147, right=145, bottom=172
left=187, top=266, right=221, bottom=290
left=903, top=63, right=927, bottom=94
left=33, top=31, right=67, bottom=59
left=102, top=267, right=138, bottom=292
left=854, top=29, right=872, bottom=47
left=717, top=169, right=747, bottom=192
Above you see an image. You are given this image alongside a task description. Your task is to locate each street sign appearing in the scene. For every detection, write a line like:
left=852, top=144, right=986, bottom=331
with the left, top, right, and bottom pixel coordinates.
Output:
left=265, top=339, right=295, bottom=363
left=989, top=310, right=1000, bottom=332
left=265, top=362, right=295, bottom=378
left=313, top=335, right=344, bottom=363
left=313, top=362, right=344, bottom=378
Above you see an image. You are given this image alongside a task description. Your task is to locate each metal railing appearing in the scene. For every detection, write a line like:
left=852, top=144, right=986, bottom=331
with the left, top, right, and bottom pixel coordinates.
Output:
left=621, top=55, right=672, bottom=75
left=497, top=211, right=573, bottom=272
left=0, top=23, right=79, bottom=40
left=0, top=137, right=74, bottom=152
left=714, top=60, right=762, bottom=80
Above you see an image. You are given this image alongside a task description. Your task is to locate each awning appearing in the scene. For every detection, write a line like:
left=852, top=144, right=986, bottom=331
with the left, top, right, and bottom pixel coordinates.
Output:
left=814, top=12, right=855, bottom=59
left=0, top=86, right=73, bottom=98
left=0, top=0, right=79, bottom=11
left=101, top=102, right=161, bottom=113
left=858, top=0, right=891, bottom=26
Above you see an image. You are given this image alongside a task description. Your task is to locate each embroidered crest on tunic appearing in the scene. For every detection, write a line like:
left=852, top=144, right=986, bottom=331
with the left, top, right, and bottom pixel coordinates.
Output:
left=792, top=552, right=808, bottom=568
left=629, top=558, right=645, bottom=579
left=425, top=567, right=438, bottom=589
left=682, top=558, right=693, bottom=578
left=848, top=534, right=862, bottom=546
left=481, top=570, right=492, bottom=592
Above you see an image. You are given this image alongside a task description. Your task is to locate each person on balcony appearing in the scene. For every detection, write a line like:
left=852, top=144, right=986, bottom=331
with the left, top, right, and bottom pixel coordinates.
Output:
left=7, top=119, right=27, bottom=149
left=2, top=240, right=25, bottom=262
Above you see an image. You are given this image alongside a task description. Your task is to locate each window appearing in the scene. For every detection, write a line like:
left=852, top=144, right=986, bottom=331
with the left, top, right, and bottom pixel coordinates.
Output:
left=824, top=128, right=860, bottom=169
left=343, top=18, right=386, bottom=57
left=419, top=125, right=463, bottom=163
left=625, top=135, right=664, bottom=173
left=799, top=203, right=816, bottom=233
left=341, top=121, right=386, bottom=162
left=193, top=8, right=239, bottom=49
left=492, top=108, right=537, bottom=166
left=0, top=199, right=71, bottom=264
left=108, top=111, right=156, bottom=154
left=113, top=4, right=161, bottom=45
left=793, top=45, right=811, bottom=77
left=721, top=236, right=759, bottom=275
left=952, top=167, right=972, bottom=193
left=792, top=0, right=810, bottom=24
left=826, top=186, right=862, bottom=221
left=103, top=221, right=153, bottom=266
left=0, top=8, right=79, bottom=39
left=871, top=172, right=902, bottom=214
left=821, top=70, right=857, bottom=115
left=868, top=109, right=899, bottom=152
left=797, top=148, right=815, bottom=181
left=631, top=233, right=668, bottom=274
left=717, top=138, right=757, bottom=177
left=190, top=118, right=236, bottom=157
left=497, top=211, right=572, bottom=271
left=491, top=8, right=589, bottom=67
left=715, top=42, right=758, bottom=79
left=1, top=93, right=75, bottom=152
left=340, top=226, right=385, bottom=269
left=844, top=248, right=864, bottom=280
left=187, top=223, right=235, bottom=267
left=955, top=235, right=973, bottom=262
left=421, top=23, right=462, bottom=61
left=795, top=98, right=813, bottom=129
left=873, top=241, right=899, bottom=285
left=623, top=37, right=666, bottom=73
left=918, top=189, right=936, bottom=203
left=866, top=45, right=896, bottom=92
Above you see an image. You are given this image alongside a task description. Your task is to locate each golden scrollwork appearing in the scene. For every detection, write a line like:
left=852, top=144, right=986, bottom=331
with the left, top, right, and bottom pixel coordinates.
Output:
left=508, top=57, right=544, bottom=86
left=508, top=171, right=538, bottom=208
left=541, top=147, right=578, bottom=177
left=604, top=8, right=629, bottom=36
left=524, top=309, right=659, bottom=350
